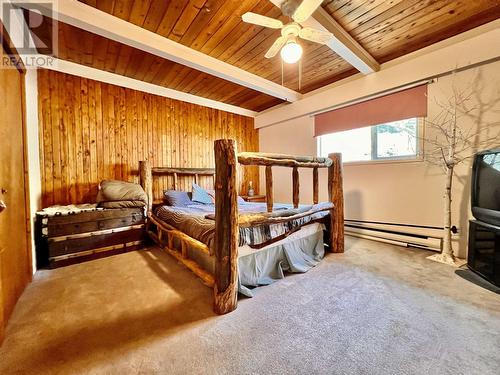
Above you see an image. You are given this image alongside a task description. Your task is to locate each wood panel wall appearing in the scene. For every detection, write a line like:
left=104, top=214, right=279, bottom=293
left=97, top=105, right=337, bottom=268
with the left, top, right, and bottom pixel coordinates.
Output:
left=38, top=69, right=259, bottom=207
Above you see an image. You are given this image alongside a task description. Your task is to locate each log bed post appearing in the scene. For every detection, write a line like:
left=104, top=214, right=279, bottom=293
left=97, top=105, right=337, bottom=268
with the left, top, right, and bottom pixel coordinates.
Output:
left=265, top=166, right=273, bottom=212
left=173, top=173, right=178, bottom=190
left=292, top=166, right=299, bottom=208
left=313, top=167, right=319, bottom=205
left=328, top=153, right=344, bottom=253
left=139, top=160, right=153, bottom=212
left=213, top=139, right=239, bottom=314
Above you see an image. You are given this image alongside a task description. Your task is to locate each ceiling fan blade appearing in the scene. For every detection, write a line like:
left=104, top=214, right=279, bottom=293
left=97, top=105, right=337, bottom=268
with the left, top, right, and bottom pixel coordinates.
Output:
left=299, top=27, right=333, bottom=44
left=265, top=36, right=287, bottom=58
left=292, top=0, right=324, bottom=23
left=242, top=12, right=283, bottom=29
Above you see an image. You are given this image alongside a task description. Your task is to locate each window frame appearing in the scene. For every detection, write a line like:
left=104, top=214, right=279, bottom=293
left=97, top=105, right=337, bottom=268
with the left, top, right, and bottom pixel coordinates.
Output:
left=317, top=118, right=424, bottom=165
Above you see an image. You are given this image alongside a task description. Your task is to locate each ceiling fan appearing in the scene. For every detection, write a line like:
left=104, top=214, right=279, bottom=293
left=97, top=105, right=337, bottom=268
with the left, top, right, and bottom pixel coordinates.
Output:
left=242, top=0, right=332, bottom=64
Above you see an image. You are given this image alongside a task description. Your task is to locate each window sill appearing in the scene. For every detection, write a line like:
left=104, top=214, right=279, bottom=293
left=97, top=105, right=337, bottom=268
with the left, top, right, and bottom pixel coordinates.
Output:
left=342, top=156, right=424, bottom=166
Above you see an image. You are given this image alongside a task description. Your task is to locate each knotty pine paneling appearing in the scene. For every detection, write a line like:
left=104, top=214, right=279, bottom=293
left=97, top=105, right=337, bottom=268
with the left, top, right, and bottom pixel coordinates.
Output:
left=73, top=0, right=499, bottom=95
left=38, top=69, right=259, bottom=207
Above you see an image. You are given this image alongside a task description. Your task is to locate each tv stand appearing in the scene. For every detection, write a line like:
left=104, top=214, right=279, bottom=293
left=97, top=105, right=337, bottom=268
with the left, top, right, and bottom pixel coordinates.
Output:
left=468, top=220, right=500, bottom=287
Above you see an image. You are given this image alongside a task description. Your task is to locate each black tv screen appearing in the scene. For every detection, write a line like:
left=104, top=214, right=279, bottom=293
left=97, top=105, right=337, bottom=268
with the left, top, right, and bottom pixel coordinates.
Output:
left=471, top=149, right=500, bottom=226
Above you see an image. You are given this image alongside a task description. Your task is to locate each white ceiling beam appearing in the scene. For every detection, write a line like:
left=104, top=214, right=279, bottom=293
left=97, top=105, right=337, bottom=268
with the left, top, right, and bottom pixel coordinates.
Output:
left=270, top=0, right=379, bottom=74
left=307, top=7, right=380, bottom=74
left=18, top=0, right=301, bottom=102
left=38, top=57, right=257, bottom=117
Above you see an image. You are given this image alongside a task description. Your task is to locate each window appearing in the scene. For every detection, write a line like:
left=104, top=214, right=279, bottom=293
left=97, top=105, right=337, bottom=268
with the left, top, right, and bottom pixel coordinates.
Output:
left=317, top=118, right=421, bottom=163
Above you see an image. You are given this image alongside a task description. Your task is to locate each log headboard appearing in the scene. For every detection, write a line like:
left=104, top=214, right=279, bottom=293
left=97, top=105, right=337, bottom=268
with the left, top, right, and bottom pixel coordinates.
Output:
left=139, top=164, right=215, bottom=207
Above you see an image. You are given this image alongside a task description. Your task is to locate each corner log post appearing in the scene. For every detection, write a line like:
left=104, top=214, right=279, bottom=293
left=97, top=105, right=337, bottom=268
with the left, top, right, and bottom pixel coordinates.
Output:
left=214, top=139, right=239, bottom=314
left=139, top=160, right=153, bottom=213
left=265, top=166, right=273, bottom=212
left=292, top=166, right=300, bottom=208
left=328, top=153, right=344, bottom=253
left=313, top=167, right=319, bottom=204
left=173, top=173, right=178, bottom=190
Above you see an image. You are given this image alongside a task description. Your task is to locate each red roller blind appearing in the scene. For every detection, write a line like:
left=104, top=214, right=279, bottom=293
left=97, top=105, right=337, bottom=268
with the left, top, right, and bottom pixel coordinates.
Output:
left=314, top=84, right=428, bottom=137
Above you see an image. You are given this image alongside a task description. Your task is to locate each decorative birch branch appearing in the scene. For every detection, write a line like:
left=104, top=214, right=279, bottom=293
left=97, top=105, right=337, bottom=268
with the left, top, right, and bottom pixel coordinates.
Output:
left=416, top=71, right=500, bottom=264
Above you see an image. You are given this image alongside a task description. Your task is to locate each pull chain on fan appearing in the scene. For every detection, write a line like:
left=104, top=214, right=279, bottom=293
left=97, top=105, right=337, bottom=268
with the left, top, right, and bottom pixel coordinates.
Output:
left=281, top=59, right=284, bottom=87
left=298, top=58, right=302, bottom=91
left=280, top=53, right=303, bottom=91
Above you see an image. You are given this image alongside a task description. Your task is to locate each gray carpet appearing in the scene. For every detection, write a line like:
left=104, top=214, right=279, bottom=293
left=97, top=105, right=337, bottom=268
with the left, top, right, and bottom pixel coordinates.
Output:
left=1, top=237, right=499, bottom=375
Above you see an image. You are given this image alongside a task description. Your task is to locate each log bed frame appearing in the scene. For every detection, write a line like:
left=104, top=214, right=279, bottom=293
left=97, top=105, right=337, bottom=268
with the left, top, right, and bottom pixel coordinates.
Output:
left=139, top=139, right=344, bottom=314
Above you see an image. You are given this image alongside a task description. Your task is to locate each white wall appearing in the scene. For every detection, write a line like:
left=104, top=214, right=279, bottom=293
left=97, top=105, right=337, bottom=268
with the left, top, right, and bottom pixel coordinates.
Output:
left=259, top=60, right=500, bottom=258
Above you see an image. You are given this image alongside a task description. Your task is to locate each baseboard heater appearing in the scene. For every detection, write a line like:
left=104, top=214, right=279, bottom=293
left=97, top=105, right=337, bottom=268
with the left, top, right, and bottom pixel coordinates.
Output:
left=345, top=220, right=444, bottom=251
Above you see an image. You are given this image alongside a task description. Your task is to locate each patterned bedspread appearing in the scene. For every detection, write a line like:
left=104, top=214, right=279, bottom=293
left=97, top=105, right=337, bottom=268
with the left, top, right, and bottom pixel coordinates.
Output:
left=154, top=201, right=331, bottom=248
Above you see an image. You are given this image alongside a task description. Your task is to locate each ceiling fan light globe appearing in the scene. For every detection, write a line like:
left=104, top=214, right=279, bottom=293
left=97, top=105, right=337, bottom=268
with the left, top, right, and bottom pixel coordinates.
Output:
left=280, top=41, right=303, bottom=64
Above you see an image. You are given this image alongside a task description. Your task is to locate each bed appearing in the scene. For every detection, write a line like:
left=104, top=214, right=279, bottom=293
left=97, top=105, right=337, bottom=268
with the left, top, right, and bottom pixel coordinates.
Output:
left=154, top=201, right=331, bottom=296
left=139, top=139, right=344, bottom=314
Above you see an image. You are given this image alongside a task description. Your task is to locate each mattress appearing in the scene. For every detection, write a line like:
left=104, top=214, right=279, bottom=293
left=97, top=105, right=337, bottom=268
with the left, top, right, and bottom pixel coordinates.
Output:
left=154, top=201, right=331, bottom=248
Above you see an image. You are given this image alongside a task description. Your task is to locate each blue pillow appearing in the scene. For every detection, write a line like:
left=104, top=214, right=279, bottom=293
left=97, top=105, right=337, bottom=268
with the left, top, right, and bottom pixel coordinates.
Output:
left=163, top=190, right=191, bottom=207
left=207, top=189, right=246, bottom=204
left=192, top=183, right=213, bottom=205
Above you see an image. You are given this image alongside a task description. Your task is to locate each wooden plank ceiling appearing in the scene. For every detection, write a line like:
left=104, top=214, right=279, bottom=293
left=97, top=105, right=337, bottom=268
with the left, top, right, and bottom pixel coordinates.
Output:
left=33, top=17, right=285, bottom=112
left=322, top=0, right=500, bottom=64
left=38, top=0, right=500, bottom=112
left=76, top=0, right=353, bottom=95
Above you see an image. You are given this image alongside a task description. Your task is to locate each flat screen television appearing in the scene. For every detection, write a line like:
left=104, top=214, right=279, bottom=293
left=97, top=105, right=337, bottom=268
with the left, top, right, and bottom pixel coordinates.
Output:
left=471, top=148, right=500, bottom=227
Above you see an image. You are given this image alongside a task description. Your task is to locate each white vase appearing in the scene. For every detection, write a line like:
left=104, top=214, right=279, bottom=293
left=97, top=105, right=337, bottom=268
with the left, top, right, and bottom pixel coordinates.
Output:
left=248, top=181, right=254, bottom=197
